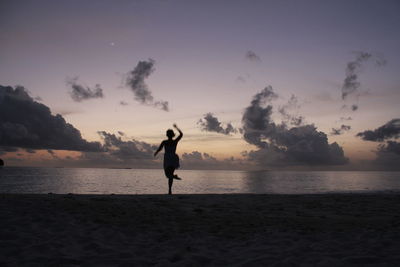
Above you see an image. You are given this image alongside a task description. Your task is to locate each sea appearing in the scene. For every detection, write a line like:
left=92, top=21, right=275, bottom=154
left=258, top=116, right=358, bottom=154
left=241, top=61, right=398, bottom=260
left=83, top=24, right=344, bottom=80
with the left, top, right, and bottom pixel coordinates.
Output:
left=1, top=167, right=400, bottom=194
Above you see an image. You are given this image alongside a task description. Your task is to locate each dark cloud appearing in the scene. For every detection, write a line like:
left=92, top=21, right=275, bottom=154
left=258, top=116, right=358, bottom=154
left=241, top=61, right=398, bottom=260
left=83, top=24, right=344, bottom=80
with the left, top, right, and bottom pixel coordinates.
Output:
left=126, top=59, right=169, bottom=111
left=330, top=125, right=351, bottom=136
left=356, top=119, right=400, bottom=142
left=341, top=51, right=386, bottom=100
left=65, top=129, right=159, bottom=168
left=181, top=151, right=244, bottom=170
left=242, top=86, right=348, bottom=166
left=67, top=77, right=104, bottom=102
left=357, top=119, right=400, bottom=169
left=241, top=86, right=278, bottom=148
left=98, top=131, right=155, bottom=160
left=182, top=151, right=203, bottom=161
left=351, top=104, right=358, bottom=111
left=373, top=141, right=400, bottom=169
left=198, top=113, right=237, bottom=135
left=278, top=94, right=304, bottom=126
left=119, top=101, right=128, bottom=106
left=379, top=141, right=400, bottom=155
left=154, top=101, right=169, bottom=111
left=0, top=85, right=103, bottom=152
left=0, top=146, right=18, bottom=152
left=245, top=50, right=261, bottom=62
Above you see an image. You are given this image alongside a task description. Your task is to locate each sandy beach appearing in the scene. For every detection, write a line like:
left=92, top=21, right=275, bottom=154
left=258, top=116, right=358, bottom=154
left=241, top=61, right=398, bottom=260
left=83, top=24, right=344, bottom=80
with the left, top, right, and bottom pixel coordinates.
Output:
left=1, top=193, right=400, bottom=266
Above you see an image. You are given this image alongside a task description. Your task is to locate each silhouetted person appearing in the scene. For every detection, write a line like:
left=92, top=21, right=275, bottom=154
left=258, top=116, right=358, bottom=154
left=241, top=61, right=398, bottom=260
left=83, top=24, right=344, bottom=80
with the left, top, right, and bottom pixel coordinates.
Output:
left=154, top=124, right=183, bottom=195
left=0, top=158, right=3, bottom=167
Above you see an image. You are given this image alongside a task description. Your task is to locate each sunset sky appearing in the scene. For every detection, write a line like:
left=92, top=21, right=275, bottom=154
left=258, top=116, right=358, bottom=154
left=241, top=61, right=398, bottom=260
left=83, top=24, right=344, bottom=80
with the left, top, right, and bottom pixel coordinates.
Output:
left=1, top=0, right=399, bottom=170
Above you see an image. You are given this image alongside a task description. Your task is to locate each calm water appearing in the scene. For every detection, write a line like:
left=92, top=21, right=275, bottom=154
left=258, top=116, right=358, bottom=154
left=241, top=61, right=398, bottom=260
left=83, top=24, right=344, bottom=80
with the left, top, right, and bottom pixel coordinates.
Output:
left=0, top=167, right=400, bottom=194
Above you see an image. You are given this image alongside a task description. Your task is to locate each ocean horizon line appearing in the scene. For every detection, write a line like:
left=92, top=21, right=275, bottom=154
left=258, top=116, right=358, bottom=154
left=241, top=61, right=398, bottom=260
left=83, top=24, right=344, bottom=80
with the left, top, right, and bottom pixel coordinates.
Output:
left=1, top=165, right=400, bottom=172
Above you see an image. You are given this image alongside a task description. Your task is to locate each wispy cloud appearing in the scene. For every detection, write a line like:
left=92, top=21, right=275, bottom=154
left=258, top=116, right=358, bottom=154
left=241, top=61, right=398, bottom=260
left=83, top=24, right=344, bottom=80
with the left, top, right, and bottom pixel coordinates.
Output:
left=330, top=125, right=351, bottom=135
left=245, top=50, right=261, bottom=62
left=125, top=59, right=169, bottom=111
left=67, top=77, right=104, bottom=102
left=341, top=51, right=386, bottom=100
left=198, top=113, right=237, bottom=135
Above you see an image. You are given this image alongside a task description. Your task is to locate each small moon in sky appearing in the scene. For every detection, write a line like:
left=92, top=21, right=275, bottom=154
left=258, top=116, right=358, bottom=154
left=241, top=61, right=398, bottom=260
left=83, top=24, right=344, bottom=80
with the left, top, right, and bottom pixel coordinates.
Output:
left=110, top=42, right=115, bottom=46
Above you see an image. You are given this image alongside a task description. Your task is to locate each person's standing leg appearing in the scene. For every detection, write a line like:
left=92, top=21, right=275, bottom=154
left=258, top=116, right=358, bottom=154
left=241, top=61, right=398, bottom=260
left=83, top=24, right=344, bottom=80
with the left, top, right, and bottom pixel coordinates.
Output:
left=168, top=177, right=173, bottom=194
left=164, top=167, right=174, bottom=194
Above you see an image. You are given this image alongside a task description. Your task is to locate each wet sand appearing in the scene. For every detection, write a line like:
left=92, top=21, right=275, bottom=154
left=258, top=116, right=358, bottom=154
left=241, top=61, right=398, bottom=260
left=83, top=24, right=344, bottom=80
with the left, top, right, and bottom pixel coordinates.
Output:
left=1, top=193, right=400, bottom=266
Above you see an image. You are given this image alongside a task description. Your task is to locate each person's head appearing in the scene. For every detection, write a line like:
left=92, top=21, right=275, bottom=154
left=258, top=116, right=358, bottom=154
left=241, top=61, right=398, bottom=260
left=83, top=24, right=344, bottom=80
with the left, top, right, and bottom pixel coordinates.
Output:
left=166, top=129, right=175, bottom=139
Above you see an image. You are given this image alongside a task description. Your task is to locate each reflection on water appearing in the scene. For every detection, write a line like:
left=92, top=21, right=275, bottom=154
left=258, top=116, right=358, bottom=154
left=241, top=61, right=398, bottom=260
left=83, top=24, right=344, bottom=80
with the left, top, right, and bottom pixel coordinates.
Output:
left=0, top=167, right=400, bottom=194
left=242, top=171, right=400, bottom=194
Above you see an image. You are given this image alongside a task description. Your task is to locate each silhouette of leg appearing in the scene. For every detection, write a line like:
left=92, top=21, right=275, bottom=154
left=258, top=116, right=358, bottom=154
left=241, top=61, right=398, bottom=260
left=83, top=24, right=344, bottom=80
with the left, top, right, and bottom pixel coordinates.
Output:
left=164, top=167, right=175, bottom=194
left=173, top=174, right=182, bottom=180
left=168, top=178, right=173, bottom=195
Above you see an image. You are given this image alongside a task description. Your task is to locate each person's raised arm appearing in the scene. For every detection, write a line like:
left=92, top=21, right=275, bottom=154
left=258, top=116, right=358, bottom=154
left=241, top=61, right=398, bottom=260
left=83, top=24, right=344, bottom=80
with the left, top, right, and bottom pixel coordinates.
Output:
left=173, top=124, right=183, bottom=142
left=154, top=141, right=165, bottom=157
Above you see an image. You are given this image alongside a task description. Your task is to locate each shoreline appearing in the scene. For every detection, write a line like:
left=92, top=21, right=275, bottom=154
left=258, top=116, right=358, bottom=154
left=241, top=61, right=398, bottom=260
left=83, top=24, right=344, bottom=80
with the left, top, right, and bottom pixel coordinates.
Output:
left=2, top=193, right=400, bottom=265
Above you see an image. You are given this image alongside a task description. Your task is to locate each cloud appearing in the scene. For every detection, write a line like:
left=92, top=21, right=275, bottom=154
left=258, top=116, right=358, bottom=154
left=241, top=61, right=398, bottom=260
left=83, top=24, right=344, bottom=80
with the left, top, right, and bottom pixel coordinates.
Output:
left=182, top=151, right=203, bottom=161
left=198, top=113, right=237, bottom=135
left=378, top=141, right=400, bottom=155
left=339, top=116, right=352, bottom=121
left=70, top=131, right=160, bottom=168
left=47, top=149, right=59, bottom=159
left=119, top=101, right=128, bottom=106
left=356, top=119, right=400, bottom=169
left=126, top=59, right=169, bottom=111
left=181, top=151, right=245, bottom=170
left=67, top=77, right=104, bottom=102
left=241, top=86, right=278, bottom=148
left=154, top=101, right=169, bottom=111
left=372, top=141, right=400, bottom=169
left=0, top=85, right=103, bottom=152
left=356, top=119, right=400, bottom=141
left=241, top=86, right=348, bottom=166
left=351, top=104, right=358, bottom=111
left=97, top=131, right=156, bottom=160
left=0, top=146, right=19, bottom=155
left=330, top=125, right=351, bottom=136
left=278, top=94, right=304, bottom=126
left=341, top=51, right=386, bottom=100
left=314, top=91, right=334, bottom=102
left=245, top=50, right=261, bottom=62
left=236, top=76, right=247, bottom=83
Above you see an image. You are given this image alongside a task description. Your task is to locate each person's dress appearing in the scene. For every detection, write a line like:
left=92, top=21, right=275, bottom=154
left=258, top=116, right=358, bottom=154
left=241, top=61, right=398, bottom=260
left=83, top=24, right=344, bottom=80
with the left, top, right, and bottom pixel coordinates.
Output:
left=163, top=140, right=180, bottom=169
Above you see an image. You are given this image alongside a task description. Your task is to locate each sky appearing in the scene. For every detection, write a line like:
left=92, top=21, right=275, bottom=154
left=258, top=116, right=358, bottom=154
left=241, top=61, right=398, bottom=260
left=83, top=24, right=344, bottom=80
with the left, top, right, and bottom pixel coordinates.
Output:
left=1, top=0, right=399, bottom=170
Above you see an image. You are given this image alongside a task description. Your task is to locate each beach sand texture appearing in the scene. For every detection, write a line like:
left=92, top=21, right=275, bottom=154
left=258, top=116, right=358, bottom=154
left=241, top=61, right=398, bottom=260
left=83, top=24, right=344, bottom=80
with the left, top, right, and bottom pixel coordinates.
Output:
left=1, top=194, right=400, bottom=266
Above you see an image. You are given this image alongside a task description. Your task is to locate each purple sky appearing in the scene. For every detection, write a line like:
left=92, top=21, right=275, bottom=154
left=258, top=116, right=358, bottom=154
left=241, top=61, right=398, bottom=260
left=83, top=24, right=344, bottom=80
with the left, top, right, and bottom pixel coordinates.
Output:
left=1, top=0, right=399, bottom=170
